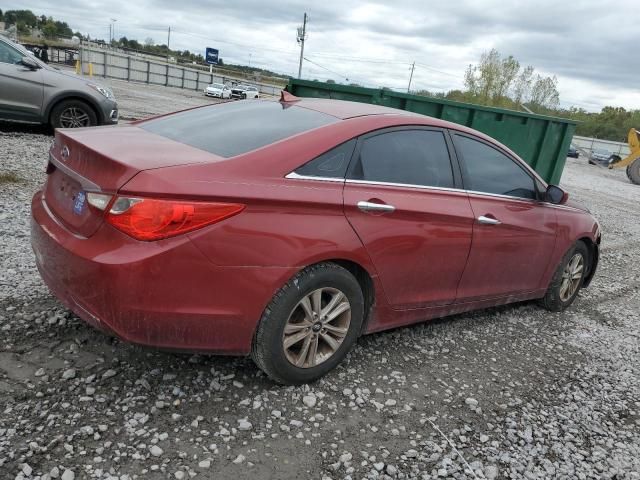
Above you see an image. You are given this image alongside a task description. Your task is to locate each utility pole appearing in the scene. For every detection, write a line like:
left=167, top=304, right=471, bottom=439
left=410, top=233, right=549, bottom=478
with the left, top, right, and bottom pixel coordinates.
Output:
left=297, top=13, right=307, bottom=79
left=167, top=26, right=171, bottom=61
left=407, top=62, right=415, bottom=93
left=110, top=18, right=117, bottom=44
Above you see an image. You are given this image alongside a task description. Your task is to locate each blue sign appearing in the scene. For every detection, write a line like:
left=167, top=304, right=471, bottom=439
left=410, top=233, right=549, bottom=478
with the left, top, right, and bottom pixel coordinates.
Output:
left=205, top=48, right=219, bottom=65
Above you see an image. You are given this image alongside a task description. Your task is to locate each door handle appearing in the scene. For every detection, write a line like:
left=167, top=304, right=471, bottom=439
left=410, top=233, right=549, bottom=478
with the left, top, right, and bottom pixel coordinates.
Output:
left=357, top=201, right=395, bottom=213
left=477, top=215, right=501, bottom=225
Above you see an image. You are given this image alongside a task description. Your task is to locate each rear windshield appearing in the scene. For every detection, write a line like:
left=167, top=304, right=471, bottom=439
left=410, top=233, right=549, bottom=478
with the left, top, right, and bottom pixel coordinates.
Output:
left=141, top=101, right=338, bottom=158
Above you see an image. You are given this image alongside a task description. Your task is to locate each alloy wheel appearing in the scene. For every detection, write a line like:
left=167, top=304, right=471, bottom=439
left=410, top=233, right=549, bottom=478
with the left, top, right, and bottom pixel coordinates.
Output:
left=559, top=253, right=584, bottom=302
left=282, top=287, right=351, bottom=368
left=59, top=107, right=91, bottom=128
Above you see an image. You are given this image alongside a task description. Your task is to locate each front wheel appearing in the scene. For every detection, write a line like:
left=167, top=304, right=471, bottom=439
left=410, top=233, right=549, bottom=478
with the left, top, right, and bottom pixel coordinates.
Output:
left=50, top=99, right=97, bottom=129
left=252, top=263, right=364, bottom=385
left=540, top=242, right=589, bottom=312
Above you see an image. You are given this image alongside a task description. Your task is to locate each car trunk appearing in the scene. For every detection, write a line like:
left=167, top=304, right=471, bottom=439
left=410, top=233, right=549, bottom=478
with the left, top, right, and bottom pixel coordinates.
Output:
left=43, top=126, right=222, bottom=238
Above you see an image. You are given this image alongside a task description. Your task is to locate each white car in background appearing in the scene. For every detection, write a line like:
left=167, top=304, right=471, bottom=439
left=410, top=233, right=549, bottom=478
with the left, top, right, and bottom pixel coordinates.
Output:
left=204, top=83, right=231, bottom=99
left=231, top=84, right=260, bottom=99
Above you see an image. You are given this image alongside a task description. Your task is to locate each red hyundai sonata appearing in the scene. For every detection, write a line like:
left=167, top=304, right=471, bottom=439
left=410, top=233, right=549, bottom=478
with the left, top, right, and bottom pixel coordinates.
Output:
left=31, top=93, right=601, bottom=384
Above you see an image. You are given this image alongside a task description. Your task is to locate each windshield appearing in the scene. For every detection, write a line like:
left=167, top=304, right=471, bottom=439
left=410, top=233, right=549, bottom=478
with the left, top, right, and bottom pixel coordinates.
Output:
left=594, top=149, right=609, bottom=155
left=0, top=37, right=46, bottom=68
left=209, top=83, right=225, bottom=89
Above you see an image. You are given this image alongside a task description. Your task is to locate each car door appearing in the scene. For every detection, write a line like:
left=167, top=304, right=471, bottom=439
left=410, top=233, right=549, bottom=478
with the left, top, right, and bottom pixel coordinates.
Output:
left=343, top=127, right=475, bottom=309
left=451, top=132, right=557, bottom=301
left=0, top=41, right=44, bottom=122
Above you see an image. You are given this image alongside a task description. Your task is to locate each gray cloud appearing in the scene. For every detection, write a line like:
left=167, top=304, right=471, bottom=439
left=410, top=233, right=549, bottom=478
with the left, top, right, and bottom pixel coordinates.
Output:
left=6, top=0, right=639, bottom=109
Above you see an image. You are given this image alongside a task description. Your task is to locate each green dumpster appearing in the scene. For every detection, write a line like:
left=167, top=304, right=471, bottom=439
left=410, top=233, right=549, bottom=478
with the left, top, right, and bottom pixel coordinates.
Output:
left=285, top=79, right=576, bottom=185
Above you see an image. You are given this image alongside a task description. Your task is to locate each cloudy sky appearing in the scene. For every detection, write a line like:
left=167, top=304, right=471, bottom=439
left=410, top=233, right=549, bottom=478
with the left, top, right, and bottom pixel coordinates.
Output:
left=5, top=0, right=639, bottom=111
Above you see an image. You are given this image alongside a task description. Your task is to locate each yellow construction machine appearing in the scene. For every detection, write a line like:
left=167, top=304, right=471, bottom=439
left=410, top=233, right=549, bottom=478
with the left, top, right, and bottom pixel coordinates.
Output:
left=609, top=128, right=640, bottom=185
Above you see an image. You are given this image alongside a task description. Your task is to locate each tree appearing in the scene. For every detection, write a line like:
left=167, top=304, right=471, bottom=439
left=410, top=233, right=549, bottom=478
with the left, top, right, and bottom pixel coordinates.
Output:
left=463, top=49, right=560, bottom=110
left=42, top=20, right=58, bottom=39
left=512, top=65, right=534, bottom=105
left=16, top=20, right=30, bottom=36
left=529, top=75, right=560, bottom=109
left=0, top=9, right=4, bottom=21
left=4, top=9, right=38, bottom=27
left=144, top=37, right=154, bottom=47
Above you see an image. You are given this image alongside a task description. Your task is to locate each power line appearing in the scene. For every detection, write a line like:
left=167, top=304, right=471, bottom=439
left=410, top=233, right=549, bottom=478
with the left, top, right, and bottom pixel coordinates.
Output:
left=303, top=57, right=352, bottom=82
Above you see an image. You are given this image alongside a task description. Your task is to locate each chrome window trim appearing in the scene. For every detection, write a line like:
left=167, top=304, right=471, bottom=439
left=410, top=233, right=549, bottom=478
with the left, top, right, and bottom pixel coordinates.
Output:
left=285, top=173, right=583, bottom=211
left=345, top=178, right=463, bottom=194
left=284, top=172, right=345, bottom=183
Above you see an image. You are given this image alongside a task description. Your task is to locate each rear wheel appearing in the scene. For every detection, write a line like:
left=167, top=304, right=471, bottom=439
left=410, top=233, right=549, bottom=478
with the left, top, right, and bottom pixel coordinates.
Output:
left=540, top=241, right=589, bottom=312
left=50, top=99, right=97, bottom=129
left=251, top=263, right=364, bottom=385
left=626, top=158, right=640, bottom=185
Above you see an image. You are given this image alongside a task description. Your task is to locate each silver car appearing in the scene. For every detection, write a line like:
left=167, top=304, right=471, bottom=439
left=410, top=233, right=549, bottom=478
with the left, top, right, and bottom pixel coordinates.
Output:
left=0, top=35, right=118, bottom=128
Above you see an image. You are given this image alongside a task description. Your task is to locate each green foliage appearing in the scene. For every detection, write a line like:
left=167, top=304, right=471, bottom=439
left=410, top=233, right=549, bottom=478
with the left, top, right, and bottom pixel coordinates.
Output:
left=3, top=9, right=38, bottom=27
left=463, top=48, right=559, bottom=110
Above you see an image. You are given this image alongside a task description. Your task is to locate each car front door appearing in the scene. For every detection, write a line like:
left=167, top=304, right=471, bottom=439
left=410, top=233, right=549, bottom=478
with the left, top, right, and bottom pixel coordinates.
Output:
left=343, top=128, right=475, bottom=309
left=0, top=41, right=44, bottom=122
left=451, top=133, right=557, bottom=301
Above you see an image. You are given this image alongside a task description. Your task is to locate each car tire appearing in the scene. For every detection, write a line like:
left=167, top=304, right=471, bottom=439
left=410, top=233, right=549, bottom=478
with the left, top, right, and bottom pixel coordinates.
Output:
left=539, top=241, right=589, bottom=312
left=251, top=262, right=364, bottom=385
left=50, top=99, right=98, bottom=129
left=626, top=158, right=640, bottom=185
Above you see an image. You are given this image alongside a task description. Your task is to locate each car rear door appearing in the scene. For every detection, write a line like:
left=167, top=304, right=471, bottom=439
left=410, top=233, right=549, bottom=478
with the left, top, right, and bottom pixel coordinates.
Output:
left=343, top=127, right=474, bottom=309
left=451, top=132, right=557, bottom=300
left=0, top=42, right=44, bottom=122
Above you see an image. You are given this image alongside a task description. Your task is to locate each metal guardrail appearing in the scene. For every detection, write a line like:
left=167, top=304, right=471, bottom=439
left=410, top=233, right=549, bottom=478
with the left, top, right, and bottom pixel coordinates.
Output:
left=572, top=135, right=631, bottom=157
left=79, top=45, right=283, bottom=97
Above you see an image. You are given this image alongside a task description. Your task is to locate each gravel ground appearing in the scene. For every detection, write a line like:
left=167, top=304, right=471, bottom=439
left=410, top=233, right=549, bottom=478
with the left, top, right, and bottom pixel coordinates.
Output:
left=1, top=87, right=639, bottom=480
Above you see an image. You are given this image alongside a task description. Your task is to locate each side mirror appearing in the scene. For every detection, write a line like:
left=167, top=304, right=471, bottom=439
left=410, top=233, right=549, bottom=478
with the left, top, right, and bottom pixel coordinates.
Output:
left=21, top=56, right=41, bottom=70
left=546, top=184, right=569, bottom=204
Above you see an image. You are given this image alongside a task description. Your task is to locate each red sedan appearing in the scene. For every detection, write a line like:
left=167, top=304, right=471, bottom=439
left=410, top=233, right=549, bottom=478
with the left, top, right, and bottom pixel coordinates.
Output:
left=31, top=93, right=601, bottom=384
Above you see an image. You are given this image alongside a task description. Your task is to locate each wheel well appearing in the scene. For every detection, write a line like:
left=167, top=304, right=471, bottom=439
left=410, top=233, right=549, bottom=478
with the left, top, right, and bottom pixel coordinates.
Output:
left=47, top=96, right=101, bottom=125
left=329, top=259, right=375, bottom=334
left=577, top=237, right=599, bottom=287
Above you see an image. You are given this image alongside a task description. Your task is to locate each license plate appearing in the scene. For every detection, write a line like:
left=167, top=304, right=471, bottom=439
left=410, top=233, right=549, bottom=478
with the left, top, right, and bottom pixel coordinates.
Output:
left=73, top=191, right=86, bottom=215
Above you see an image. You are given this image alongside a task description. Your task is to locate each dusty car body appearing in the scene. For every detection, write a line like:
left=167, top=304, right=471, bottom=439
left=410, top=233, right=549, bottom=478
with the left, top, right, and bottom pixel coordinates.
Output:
left=31, top=95, right=601, bottom=383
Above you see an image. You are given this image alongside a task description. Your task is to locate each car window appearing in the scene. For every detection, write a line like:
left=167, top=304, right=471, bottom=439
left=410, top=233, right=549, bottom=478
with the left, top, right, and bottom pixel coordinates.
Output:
left=349, top=130, right=454, bottom=188
left=141, top=101, right=337, bottom=158
left=454, top=134, right=537, bottom=200
left=294, top=140, right=356, bottom=179
left=0, top=41, right=24, bottom=65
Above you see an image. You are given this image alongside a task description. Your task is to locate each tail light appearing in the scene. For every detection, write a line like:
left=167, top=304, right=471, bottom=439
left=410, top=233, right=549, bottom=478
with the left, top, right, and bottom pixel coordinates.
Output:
left=104, top=196, right=245, bottom=241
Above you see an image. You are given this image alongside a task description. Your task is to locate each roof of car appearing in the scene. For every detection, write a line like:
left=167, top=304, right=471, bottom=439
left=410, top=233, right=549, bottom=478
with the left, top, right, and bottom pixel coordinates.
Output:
left=291, top=97, right=419, bottom=120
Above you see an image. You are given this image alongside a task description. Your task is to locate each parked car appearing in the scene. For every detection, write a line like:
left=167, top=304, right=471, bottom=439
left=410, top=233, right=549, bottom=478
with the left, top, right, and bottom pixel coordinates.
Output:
left=0, top=35, right=118, bottom=128
left=231, top=84, right=259, bottom=99
left=31, top=95, right=601, bottom=384
left=567, top=144, right=579, bottom=158
left=589, top=148, right=612, bottom=165
left=204, top=83, right=231, bottom=99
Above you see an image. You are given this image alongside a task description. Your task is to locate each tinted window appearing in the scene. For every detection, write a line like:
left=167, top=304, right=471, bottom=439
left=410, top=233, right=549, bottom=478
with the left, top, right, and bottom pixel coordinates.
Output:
left=350, top=130, right=454, bottom=188
left=295, top=140, right=356, bottom=178
left=455, top=135, right=536, bottom=199
left=0, top=41, right=24, bottom=65
left=141, top=101, right=337, bottom=158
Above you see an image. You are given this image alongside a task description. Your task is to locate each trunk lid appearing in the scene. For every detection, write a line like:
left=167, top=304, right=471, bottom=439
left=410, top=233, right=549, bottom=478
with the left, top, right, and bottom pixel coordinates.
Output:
left=43, top=126, right=222, bottom=238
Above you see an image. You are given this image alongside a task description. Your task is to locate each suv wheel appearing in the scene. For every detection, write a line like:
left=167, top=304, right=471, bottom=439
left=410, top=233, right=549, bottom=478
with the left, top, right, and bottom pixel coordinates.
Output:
left=50, top=100, right=97, bottom=129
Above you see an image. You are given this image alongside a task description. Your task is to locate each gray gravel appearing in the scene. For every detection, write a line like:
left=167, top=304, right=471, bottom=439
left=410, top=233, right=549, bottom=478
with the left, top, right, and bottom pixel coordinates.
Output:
left=1, top=84, right=640, bottom=479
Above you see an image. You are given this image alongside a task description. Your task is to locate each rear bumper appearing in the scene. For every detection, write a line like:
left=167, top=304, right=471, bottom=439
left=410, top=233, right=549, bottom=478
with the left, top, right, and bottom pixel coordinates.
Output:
left=30, top=191, right=295, bottom=355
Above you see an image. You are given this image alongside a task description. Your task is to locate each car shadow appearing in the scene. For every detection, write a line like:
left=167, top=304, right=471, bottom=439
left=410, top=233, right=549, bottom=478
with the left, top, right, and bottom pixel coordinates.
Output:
left=0, top=121, right=51, bottom=135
